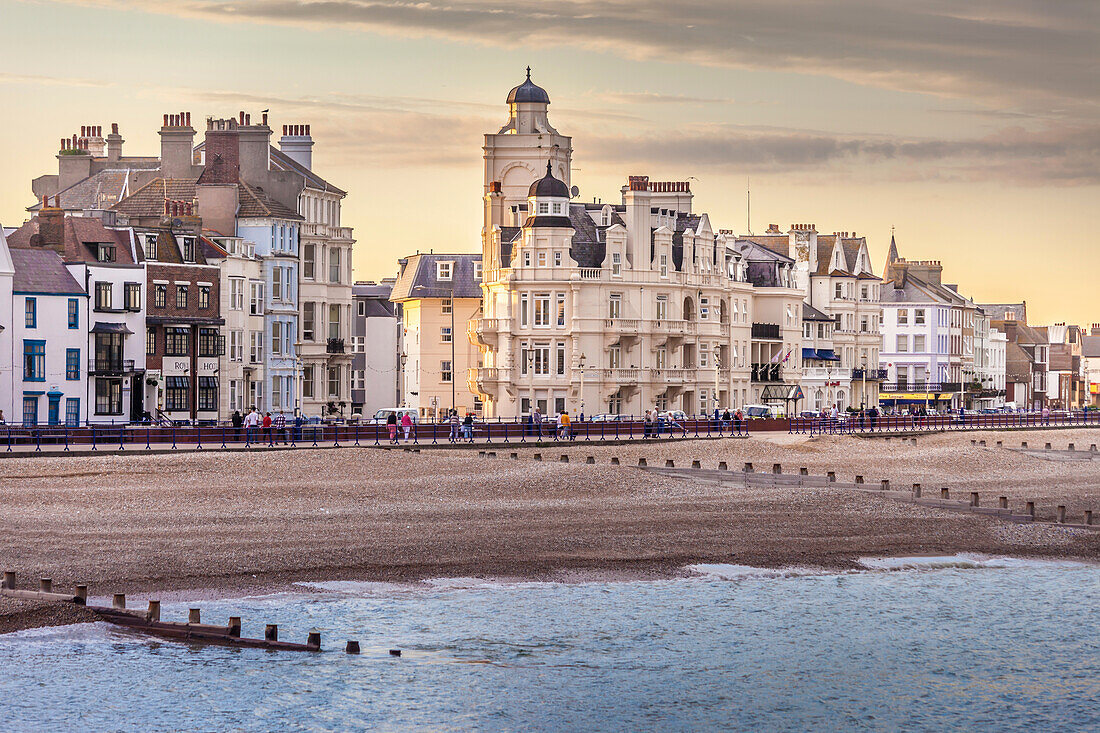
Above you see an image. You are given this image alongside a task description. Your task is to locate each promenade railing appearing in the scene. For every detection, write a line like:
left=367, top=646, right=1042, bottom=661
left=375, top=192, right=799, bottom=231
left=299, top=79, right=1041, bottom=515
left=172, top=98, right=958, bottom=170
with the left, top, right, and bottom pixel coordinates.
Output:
left=788, top=410, right=1100, bottom=436
left=1, top=414, right=750, bottom=452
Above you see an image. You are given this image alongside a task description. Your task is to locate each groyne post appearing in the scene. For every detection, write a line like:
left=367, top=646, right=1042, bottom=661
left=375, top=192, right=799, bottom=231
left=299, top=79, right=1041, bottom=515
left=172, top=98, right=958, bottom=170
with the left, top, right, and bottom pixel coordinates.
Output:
left=912, top=483, right=922, bottom=498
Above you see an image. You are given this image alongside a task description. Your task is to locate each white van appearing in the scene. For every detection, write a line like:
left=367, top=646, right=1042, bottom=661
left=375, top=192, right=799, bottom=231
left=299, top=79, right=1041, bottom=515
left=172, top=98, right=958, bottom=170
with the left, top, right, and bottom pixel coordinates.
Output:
left=743, top=404, right=784, bottom=419
left=368, top=407, right=419, bottom=425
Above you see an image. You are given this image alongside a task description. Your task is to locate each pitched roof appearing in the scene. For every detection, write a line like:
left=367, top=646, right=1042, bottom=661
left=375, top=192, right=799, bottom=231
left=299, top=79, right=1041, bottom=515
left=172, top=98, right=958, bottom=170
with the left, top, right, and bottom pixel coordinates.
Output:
left=112, top=177, right=197, bottom=218
left=1081, top=335, right=1100, bottom=358
left=237, top=181, right=302, bottom=219
left=390, top=253, right=482, bottom=301
left=802, top=301, right=833, bottom=321
left=28, top=169, right=148, bottom=212
left=268, top=146, right=347, bottom=196
left=569, top=203, right=605, bottom=268
left=10, top=247, right=85, bottom=294
left=6, top=212, right=137, bottom=265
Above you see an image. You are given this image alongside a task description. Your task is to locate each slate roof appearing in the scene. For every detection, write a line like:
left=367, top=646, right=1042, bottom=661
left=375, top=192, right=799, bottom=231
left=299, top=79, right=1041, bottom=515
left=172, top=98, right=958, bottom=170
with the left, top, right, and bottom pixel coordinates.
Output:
left=193, top=141, right=347, bottom=196
left=237, top=182, right=302, bottom=219
left=6, top=213, right=138, bottom=265
left=568, top=204, right=604, bottom=268
left=10, top=247, right=85, bottom=294
left=1081, top=335, right=1100, bottom=358
left=112, top=178, right=197, bottom=218
left=497, top=226, right=521, bottom=268
left=28, top=169, right=149, bottom=212
left=978, top=303, right=1027, bottom=323
left=802, top=301, right=834, bottom=321
left=390, top=253, right=483, bottom=301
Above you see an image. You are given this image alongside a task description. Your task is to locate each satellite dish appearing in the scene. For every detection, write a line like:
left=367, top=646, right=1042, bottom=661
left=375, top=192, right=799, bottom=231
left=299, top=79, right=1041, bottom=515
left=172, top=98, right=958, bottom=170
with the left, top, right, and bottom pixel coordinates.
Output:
left=570, top=185, right=580, bottom=199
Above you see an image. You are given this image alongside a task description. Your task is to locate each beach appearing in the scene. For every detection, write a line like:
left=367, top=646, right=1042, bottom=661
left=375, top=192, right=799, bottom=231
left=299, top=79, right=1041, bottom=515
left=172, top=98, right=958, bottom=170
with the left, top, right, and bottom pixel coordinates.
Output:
left=2, top=428, right=1098, bottom=633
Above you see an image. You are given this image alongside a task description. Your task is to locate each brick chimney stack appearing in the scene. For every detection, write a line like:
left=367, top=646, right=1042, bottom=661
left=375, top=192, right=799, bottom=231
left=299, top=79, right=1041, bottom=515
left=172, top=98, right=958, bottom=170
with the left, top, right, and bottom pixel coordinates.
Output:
left=106, top=122, right=124, bottom=162
left=237, top=110, right=272, bottom=183
left=278, top=123, right=314, bottom=171
left=57, top=130, right=93, bottom=191
left=159, top=111, right=196, bottom=178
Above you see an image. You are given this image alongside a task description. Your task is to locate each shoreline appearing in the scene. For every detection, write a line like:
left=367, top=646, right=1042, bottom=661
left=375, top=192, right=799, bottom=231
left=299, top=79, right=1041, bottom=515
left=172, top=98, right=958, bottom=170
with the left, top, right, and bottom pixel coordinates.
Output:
left=5, top=548, right=1099, bottom=636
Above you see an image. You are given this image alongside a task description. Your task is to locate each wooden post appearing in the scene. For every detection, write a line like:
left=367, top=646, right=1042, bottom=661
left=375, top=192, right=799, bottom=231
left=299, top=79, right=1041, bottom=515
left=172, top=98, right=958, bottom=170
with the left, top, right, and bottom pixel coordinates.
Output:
left=75, top=584, right=87, bottom=602
left=113, top=593, right=126, bottom=609
left=666, top=459, right=675, bottom=468
left=799, top=467, right=808, bottom=475
left=1085, top=510, right=1093, bottom=526
left=307, top=630, right=321, bottom=649
left=881, top=479, right=890, bottom=492
left=912, top=483, right=922, bottom=498
left=1, top=572, right=13, bottom=590
left=941, top=487, right=950, bottom=499
left=345, top=640, right=361, bottom=654
left=827, top=471, right=836, bottom=482
left=147, top=600, right=161, bottom=621
left=744, top=462, right=753, bottom=472
left=638, top=458, right=647, bottom=467
left=970, top=492, right=979, bottom=507
left=692, top=460, right=701, bottom=468
left=586, top=456, right=595, bottom=464
left=999, top=496, right=1008, bottom=509
left=1057, top=505, right=1066, bottom=523
left=228, top=616, right=242, bottom=637
left=188, top=608, right=201, bottom=624
left=718, top=461, right=728, bottom=471
left=533, top=453, right=542, bottom=461
left=1026, top=501, right=1035, bottom=518
left=39, top=578, right=52, bottom=593
left=772, top=463, right=781, bottom=474
left=265, top=624, right=278, bottom=642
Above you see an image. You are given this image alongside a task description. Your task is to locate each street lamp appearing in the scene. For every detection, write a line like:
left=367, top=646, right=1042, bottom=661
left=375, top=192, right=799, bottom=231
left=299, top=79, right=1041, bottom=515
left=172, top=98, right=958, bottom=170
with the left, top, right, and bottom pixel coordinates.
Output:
left=860, top=355, right=867, bottom=410
left=293, top=340, right=303, bottom=417
left=578, top=353, right=586, bottom=416
left=712, top=344, right=722, bottom=416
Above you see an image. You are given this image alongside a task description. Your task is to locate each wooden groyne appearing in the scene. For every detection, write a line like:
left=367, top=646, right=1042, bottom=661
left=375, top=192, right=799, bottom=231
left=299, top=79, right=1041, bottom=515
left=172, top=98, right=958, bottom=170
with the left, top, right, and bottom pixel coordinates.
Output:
left=0, top=573, right=334, bottom=652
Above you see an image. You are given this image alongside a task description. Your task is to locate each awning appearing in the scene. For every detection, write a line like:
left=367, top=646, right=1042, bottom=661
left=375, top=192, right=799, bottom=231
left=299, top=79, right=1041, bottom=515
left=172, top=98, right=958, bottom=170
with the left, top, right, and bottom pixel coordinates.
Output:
left=91, top=322, right=134, bottom=334
left=801, top=347, right=817, bottom=360
left=761, top=384, right=804, bottom=402
left=815, top=349, right=841, bottom=361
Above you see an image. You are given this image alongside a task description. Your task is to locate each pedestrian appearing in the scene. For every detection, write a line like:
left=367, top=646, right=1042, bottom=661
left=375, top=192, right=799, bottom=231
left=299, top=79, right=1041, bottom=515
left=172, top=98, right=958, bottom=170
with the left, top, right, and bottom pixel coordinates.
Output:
left=532, top=406, right=543, bottom=439
left=243, top=407, right=260, bottom=444
left=274, top=411, right=288, bottom=444
left=558, top=410, right=571, bottom=440
left=462, top=412, right=474, bottom=442
left=734, top=408, right=743, bottom=434
left=293, top=412, right=304, bottom=442
left=401, top=411, right=413, bottom=442
left=231, top=410, right=243, bottom=442
left=722, top=408, right=732, bottom=433
left=449, top=409, right=460, bottom=443
left=262, top=412, right=273, bottom=444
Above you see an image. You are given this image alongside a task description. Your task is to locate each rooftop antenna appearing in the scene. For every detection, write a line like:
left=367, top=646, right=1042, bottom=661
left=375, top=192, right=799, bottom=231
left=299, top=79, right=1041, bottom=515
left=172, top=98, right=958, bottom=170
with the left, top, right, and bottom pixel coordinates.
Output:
left=746, top=177, right=752, bottom=235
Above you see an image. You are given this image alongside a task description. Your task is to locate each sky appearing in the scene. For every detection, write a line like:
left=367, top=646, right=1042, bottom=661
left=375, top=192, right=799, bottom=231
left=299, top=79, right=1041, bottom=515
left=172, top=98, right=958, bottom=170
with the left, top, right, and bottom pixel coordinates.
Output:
left=1, top=0, right=1097, bottom=325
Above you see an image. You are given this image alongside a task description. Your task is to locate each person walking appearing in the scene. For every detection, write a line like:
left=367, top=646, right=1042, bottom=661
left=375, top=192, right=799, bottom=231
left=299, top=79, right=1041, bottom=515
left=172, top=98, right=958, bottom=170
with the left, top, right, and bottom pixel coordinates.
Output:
left=243, top=407, right=260, bottom=444
left=293, top=412, right=305, bottom=443
left=274, top=412, right=288, bottom=444
left=387, top=412, right=398, bottom=443
left=231, top=410, right=243, bottom=442
left=643, top=409, right=653, bottom=439
left=462, top=412, right=474, bottom=442
left=734, top=408, right=743, bottom=435
left=262, top=412, right=273, bottom=444
left=558, top=410, right=571, bottom=440
left=401, top=411, right=413, bottom=442
left=532, top=406, right=543, bottom=439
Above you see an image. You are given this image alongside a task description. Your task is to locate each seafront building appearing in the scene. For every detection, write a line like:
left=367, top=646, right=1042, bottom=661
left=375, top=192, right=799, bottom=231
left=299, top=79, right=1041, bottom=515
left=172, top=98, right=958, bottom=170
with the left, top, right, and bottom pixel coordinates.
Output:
left=983, top=303, right=1048, bottom=410
left=1082, top=325, right=1100, bottom=408
left=351, top=280, right=401, bottom=417
left=392, top=253, right=483, bottom=419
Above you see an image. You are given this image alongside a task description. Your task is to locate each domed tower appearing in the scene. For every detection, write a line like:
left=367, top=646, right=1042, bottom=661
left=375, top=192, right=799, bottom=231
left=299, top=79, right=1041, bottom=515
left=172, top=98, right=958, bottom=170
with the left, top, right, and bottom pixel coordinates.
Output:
left=483, top=68, right=572, bottom=238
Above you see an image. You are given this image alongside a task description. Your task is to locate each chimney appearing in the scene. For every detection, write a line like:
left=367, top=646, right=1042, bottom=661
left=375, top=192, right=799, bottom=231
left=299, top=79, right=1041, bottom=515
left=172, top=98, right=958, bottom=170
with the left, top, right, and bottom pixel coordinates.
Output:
left=623, top=175, right=653, bottom=270
left=106, top=122, right=124, bottom=162
left=83, top=124, right=107, bottom=156
left=196, top=118, right=240, bottom=185
left=159, top=112, right=196, bottom=178
left=237, top=111, right=272, bottom=182
left=278, top=122, right=314, bottom=171
left=57, top=132, right=93, bottom=191
left=36, top=200, right=66, bottom=252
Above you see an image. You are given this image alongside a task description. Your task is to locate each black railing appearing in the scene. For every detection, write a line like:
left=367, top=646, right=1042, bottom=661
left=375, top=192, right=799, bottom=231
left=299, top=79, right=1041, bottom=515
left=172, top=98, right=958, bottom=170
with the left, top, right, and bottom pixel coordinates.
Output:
left=790, top=409, right=1100, bottom=436
left=879, top=381, right=968, bottom=393
left=88, top=358, right=135, bottom=374
left=326, top=338, right=345, bottom=354
left=851, top=368, right=889, bottom=380
left=751, top=323, right=781, bottom=340
left=751, top=363, right=782, bottom=382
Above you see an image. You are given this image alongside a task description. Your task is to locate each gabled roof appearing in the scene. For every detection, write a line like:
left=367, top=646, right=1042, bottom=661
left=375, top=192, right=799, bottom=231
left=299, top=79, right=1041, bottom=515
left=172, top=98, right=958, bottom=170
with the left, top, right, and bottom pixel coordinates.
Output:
left=112, top=177, right=197, bottom=218
left=268, top=146, right=346, bottom=196
left=802, top=301, right=833, bottom=321
left=237, top=181, right=302, bottom=220
left=28, top=169, right=149, bottom=212
left=10, top=247, right=85, bottom=294
left=6, top=212, right=138, bottom=265
left=1081, top=335, right=1100, bottom=358
left=390, top=253, right=482, bottom=301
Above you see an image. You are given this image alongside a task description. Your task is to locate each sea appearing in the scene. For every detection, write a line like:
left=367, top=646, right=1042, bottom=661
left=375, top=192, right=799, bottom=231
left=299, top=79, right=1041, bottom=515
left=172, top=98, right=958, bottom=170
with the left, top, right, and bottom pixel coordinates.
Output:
left=2, top=554, right=1098, bottom=732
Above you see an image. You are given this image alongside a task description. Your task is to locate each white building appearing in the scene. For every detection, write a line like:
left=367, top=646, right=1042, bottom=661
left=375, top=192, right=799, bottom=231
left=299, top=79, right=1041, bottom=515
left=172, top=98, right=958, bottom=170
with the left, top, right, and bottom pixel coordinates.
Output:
left=0, top=227, right=15, bottom=424
left=471, top=72, right=781, bottom=417
left=351, top=280, right=400, bottom=418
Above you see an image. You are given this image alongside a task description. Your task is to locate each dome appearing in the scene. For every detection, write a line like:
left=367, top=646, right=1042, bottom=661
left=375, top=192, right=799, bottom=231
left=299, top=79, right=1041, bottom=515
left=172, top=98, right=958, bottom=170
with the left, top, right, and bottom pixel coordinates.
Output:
left=529, top=160, right=569, bottom=198
left=506, top=67, right=550, bottom=105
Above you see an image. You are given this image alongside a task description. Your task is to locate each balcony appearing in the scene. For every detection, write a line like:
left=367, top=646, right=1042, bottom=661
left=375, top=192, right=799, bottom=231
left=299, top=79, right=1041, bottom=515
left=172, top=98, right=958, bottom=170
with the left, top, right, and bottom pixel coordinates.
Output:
left=89, top=358, right=134, bottom=374
left=649, top=368, right=695, bottom=384
left=879, top=382, right=962, bottom=393
left=468, top=318, right=503, bottom=347
left=326, top=338, right=345, bottom=354
left=653, top=319, right=697, bottom=336
left=598, top=368, right=640, bottom=383
left=604, top=317, right=641, bottom=332
left=751, top=363, right=783, bottom=382
left=751, top=323, right=781, bottom=340
left=301, top=223, right=354, bottom=241
left=851, top=368, right=888, bottom=380
left=803, top=367, right=849, bottom=381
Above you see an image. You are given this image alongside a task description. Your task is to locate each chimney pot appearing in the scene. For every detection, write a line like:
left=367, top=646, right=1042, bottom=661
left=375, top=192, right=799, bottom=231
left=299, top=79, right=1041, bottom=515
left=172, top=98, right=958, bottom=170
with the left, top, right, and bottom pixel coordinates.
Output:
left=112, top=122, right=119, bottom=134
left=305, top=124, right=310, bottom=136
left=239, top=111, right=245, bottom=125
left=245, top=113, right=250, bottom=125
left=81, top=125, right=86, bottom=137
left=185, top=112, right=191, bottom=127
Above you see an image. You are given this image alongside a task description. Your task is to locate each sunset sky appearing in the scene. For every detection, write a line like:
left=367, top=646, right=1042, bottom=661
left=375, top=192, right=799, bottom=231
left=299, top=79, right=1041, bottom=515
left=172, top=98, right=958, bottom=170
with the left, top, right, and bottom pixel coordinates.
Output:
left=2, top=1, right=1097, bottom=324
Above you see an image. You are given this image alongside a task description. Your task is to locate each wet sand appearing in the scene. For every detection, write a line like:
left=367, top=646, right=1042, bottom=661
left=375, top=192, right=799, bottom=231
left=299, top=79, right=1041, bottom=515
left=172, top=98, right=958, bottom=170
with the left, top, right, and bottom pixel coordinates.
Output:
left=1, top=428, right=1098, bottom=632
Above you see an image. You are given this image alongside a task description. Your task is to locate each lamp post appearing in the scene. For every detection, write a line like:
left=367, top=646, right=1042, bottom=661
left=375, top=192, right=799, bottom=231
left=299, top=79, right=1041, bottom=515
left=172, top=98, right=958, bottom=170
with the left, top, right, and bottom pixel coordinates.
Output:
left=712, top=344, right=721, bottom=416
left=450, top=280, right=456, bottom=416
left=293, top=340, right=303, bottom=417
left=860, top=355, right=867, bottom=410
left=399, top=353, right=408, bottom=407
left=578, top=353, right=586, bottom=417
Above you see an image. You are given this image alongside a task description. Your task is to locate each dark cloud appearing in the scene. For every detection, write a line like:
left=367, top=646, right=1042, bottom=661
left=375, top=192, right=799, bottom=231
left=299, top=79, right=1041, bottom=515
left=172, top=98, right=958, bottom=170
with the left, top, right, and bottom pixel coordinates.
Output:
left=96, top=0, right=1099, bottom=118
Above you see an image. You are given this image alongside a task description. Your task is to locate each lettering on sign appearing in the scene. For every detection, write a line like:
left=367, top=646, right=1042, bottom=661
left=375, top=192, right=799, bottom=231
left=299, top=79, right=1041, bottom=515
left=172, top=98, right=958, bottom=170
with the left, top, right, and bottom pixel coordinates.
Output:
left=198, top=359, right=218, bottom=375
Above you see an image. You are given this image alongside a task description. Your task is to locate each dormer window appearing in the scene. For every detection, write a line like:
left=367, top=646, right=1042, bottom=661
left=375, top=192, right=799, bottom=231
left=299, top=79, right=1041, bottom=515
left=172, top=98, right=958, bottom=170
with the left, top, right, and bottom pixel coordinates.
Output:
left=96, top=244, right=116, bottom=263
left=144, top=234, right=158, bottom=261
left=553, top=203, right=564, bottom=214
left=436, top=261, right=453, bottom=281
left=473, top=261, right=483, bottom=280
left=182, top=237, right=195, bottom=262
left=538, top=202, right=549, bottom=215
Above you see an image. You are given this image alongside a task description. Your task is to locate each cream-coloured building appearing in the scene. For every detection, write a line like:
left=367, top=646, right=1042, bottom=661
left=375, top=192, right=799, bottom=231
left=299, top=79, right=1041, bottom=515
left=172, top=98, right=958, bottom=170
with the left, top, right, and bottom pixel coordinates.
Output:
left=468, top=72, right=803, bottom=418
left=204, top=234, right=265, bottom=416
left=391, top=253, right=483, bottom=420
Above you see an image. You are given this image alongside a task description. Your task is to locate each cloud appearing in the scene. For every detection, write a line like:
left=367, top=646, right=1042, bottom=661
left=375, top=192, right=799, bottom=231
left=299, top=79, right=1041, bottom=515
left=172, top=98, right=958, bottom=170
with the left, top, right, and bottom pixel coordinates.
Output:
left=56, top=0, right=1100, bottom=119
left=601, top=92, right=738, bottom=106
left=0, top=71, right=113, bottom=88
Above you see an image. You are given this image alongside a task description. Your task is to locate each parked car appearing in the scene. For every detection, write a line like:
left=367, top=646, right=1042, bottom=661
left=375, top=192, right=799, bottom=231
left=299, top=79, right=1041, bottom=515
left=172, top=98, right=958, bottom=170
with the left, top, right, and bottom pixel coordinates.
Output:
left=743, top=404, right=784, bottom=419
left=368, top=408, right=419, bottom=425
left=589, top=413, right=630, bottom=422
